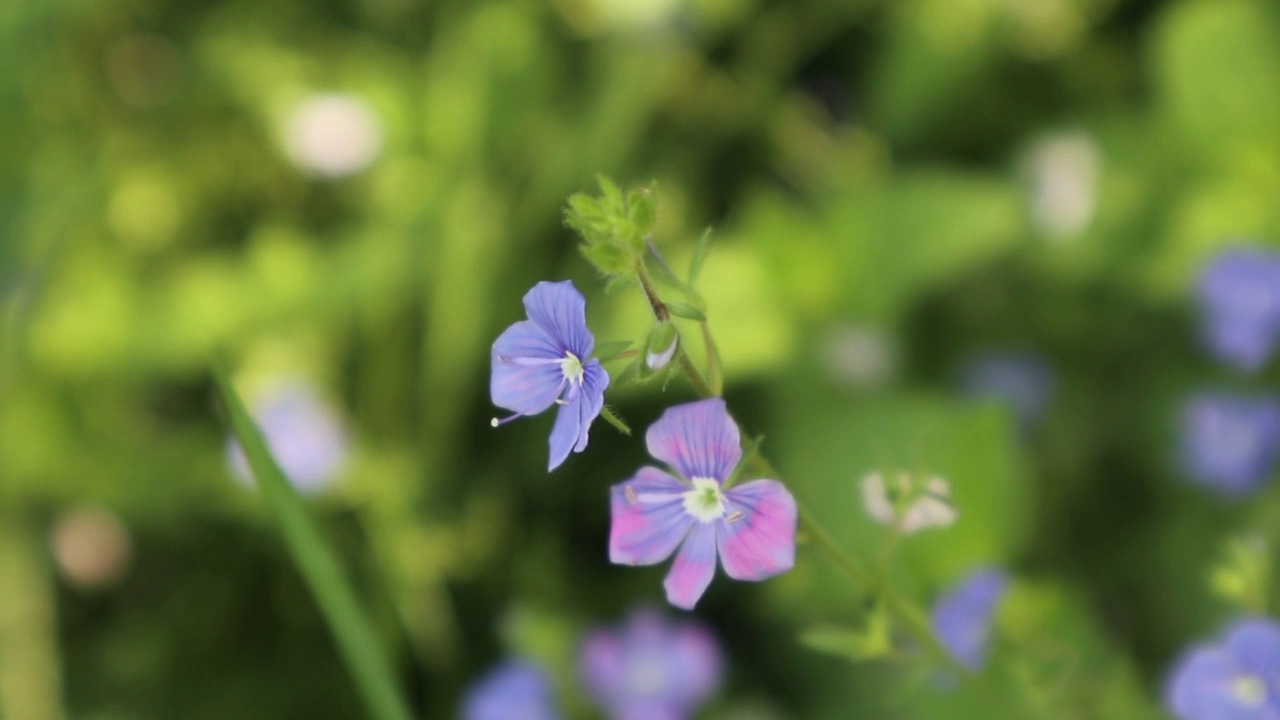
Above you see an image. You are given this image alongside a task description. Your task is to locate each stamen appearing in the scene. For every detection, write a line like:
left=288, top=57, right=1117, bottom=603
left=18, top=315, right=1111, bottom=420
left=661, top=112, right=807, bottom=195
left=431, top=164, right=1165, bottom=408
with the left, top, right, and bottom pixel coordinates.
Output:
left=727, top=511, right=744, bottom=524
left=490, top=412, right=523, bottom=427
left=625, top=486, right=638, bottom=505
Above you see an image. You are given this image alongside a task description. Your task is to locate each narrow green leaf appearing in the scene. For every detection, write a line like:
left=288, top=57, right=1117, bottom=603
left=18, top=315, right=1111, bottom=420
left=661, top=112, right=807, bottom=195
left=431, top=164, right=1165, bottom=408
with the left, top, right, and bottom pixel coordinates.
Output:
left=599, top=406, right=632, bottom=435
left=666, top=301, right=707, bottom=322
left=595, top=340, right=634, bottom=363
left=212, top=364, right=414, bottom=720
left=614, top=355, right=643, bottom=386
left=688, top=227, right=713, bottom=285
left=596, top=174, right=624, bottom=214
left=604, top=274, right=634, bottom=295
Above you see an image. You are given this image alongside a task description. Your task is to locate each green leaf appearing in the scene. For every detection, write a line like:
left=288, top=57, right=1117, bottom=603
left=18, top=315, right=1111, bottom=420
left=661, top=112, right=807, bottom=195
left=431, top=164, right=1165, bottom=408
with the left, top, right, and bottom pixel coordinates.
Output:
left=614, top=354, right=643, bottom=386
left=212, top=364, right=414, bottom=720
left=599, top=406, right=632, bottom=435
left=604, top=274, right=634, bottom=295
left=626, top=183, right=657, bottom=236
left=800, top=617, right=892, bottom=661
left=666, top=301, right=707, bottom=322
left=579, top=241, right=635, bottom=276
left=689, top=227, right=713, bottom=285
left=596, top=174, right=624, bottom=214
left=594, top=340, right=634, bottom=362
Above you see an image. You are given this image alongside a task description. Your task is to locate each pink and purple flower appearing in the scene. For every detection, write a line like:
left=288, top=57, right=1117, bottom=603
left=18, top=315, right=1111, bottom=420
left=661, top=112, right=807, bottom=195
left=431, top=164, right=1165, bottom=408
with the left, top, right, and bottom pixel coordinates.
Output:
left=491, top=281, right=610, bottom=471
left=609, top=398, right=797, bottom=610
left=580, top=607, right=723, bottom=720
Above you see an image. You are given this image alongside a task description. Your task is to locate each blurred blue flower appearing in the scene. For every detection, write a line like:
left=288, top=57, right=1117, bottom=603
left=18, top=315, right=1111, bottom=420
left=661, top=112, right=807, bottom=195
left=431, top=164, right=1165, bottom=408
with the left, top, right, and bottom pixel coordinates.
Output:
left=1197, top=247, right=1280, bottom=372
left=1179, top=391, right=1280, bottom=497
left=931, top=568, right=1009, bottom=671
left=462, top=661, right=561, bottom=720
left=226, top=378, right=349, bottom=493
left=580, top=607, right=723, bottom=720
left=491, top=281, right=610, bottom=471
left=609, top=398, right=798, bottom=610
left=959, top=351, right=1054, bottom=432
left=1165, top=618, right=1280, bottom=720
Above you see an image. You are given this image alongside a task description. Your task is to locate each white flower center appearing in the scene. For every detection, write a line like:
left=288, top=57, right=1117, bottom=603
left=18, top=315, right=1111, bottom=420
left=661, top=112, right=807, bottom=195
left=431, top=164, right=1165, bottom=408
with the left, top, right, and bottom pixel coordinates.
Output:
left=560, top=352, right=584, bottom=384
left=1233, top=674, right=1266, bottom=707
left=683, top=477, right=726, bottom=523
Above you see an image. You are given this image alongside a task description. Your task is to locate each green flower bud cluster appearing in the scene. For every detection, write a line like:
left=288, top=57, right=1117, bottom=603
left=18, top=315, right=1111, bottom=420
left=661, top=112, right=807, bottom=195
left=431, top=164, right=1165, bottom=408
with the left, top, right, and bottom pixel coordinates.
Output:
left=564, top=175, right=657, bottom=277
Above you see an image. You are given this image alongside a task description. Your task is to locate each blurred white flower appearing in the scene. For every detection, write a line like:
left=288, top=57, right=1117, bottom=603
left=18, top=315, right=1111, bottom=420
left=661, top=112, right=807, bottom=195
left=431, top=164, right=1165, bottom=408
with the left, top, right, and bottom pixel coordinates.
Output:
left=283, top=93, right=383, bottom=178
left=821, top=325, right=897, bottom=389
left=861, top=472, right=958, bottom=534
left=49, top=506, right=133, bottom=591
left=226, top=378, right=350, bottom=493
left=1024, top=132, right=1100, bottom=241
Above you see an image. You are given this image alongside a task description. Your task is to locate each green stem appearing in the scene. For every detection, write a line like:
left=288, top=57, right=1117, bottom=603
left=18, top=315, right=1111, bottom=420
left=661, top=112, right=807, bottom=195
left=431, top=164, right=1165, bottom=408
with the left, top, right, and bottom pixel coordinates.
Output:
left=635, top=264, right=716, bottom=397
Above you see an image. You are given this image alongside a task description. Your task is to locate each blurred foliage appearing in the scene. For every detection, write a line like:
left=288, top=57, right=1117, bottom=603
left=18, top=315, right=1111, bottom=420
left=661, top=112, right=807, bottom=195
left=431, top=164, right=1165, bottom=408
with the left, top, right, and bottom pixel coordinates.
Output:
left=3, top=0, right=1280, bottom=717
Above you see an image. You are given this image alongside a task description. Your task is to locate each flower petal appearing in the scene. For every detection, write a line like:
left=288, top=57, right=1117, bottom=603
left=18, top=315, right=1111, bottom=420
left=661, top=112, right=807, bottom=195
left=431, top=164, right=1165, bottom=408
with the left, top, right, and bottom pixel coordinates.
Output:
left=664, top=523, right=717, bottom=610
left=548, top=401, right=580, bottom=472
left=610, top=468, right=693, bottom=566
left=523, top=280, right=594, bottom=359
left=1225, top=618, right=1280, bottom=685
left=717, top=479, right=797, bottom=581
left=1165, top=645, right=1252, bottom=720
left=574, top=360, right=609, bottom=453
left=491, top=320, right=565, bottom=416
left=645, top=398, right=742, bottom=482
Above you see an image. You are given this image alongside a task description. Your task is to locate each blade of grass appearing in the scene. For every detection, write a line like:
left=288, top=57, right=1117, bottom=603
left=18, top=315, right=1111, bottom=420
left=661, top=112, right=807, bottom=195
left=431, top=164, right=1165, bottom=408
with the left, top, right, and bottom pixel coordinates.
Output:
left=212, top=364, right=415, bottom=720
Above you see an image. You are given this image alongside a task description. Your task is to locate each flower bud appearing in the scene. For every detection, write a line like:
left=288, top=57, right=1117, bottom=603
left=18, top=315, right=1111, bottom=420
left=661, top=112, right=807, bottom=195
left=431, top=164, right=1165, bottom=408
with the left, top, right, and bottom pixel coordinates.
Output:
left=646, top=322, right=679, bottom=371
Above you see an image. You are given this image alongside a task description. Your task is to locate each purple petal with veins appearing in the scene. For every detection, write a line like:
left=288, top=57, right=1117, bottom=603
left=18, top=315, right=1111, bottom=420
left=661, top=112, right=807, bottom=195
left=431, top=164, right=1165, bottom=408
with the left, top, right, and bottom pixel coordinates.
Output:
left=717, top=479, right=797, bottom=581
left=664, top=523, right=717, bottom=610
left=610, top=468, right=694, bottom=566
left=645, top=398, right=742, bottom=482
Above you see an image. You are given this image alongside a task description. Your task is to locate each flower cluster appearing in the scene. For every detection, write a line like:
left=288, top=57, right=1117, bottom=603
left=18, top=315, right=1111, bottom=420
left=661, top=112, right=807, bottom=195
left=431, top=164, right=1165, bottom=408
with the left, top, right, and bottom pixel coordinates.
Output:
left=1165, top=618, right=1280, bottom=719
left=489, top=281, right=797, bottom=609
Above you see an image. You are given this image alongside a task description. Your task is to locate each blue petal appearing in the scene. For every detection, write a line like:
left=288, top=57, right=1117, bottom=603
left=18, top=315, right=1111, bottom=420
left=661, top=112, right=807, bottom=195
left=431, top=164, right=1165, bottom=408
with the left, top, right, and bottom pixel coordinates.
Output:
left=1164, top=645, right=1277, bottom=720
left=545, top=360, right=610, bottom=471
left=575, top=360, right=609, bottom=453
left=548, top=399, right=580, bottom=471
left=931, top=568, right=1009, bottom=670
left=1226, top=618, right=1280, bottom=687
left=523, top=281, right=595, bottom=359
left=491, top=320, right=564, bottom=416
left=462, top=661, right=561, bottom=720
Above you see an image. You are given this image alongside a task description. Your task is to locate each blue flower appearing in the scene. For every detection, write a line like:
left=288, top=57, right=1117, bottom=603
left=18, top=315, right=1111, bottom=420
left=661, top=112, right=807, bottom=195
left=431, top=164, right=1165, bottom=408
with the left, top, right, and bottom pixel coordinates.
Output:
left=1179, top=391, right=1280, bottom=497
left=1197, top=247, right=1280, bottom=372
left=959, top=351, right=1055, bottom=433
left=225, top=378, right=350, bottom=493
left=462, top=661, right=561, bottom=720
left=491, top=281, right=610, bottom=471
left=580, top=607, right=723, bottom=720
left=931, top=568, right=1009, bottom=671
left=1165, top=618, right=1280, bottom=720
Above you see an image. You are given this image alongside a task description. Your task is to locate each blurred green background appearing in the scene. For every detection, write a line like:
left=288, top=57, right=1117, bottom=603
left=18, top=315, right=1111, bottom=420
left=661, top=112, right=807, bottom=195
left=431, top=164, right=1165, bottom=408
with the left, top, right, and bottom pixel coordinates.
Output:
left=3, top=0, right=1280, bottom=717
